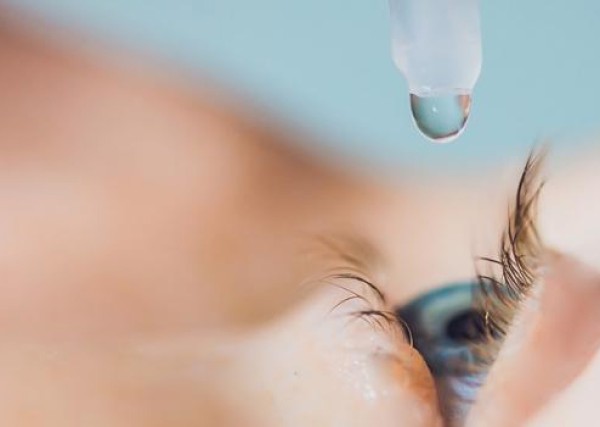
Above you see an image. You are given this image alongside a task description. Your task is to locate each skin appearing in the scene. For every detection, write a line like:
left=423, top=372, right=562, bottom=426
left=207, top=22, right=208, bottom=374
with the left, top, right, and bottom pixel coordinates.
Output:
left=468, top=254, right=600, bottom=426
left=0, top=17, right=599, bottom=426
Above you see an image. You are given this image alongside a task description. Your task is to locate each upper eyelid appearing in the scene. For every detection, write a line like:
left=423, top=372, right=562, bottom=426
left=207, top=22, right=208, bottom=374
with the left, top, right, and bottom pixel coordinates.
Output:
left=474, top=149, right=546, bottom=336
left=456, top=149, right=547, bottom=374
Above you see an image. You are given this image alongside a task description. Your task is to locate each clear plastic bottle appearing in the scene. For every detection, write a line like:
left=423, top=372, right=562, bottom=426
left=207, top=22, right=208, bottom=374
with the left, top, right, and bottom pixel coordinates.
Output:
left=389, top=0, right=482, bottom=142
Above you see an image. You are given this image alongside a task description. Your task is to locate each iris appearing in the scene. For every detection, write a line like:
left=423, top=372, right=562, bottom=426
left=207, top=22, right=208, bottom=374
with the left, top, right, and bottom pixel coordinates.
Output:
left=397, top=282, right=493, bottom=425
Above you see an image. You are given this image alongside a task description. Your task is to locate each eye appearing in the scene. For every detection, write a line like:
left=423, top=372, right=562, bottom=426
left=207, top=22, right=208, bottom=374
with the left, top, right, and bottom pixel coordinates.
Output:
left=396, top=282, right=495, bottom=424
left=445, top=309, right=487, bottom=343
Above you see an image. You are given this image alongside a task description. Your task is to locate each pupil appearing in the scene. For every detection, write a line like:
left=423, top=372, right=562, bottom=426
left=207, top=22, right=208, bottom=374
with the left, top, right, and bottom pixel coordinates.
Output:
left=446, top=310, right=487, bottom=342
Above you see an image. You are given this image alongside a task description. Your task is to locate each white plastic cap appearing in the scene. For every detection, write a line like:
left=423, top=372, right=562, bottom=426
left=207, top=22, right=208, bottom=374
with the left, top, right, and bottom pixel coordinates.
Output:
left=389, top=0, right=482, bottom=96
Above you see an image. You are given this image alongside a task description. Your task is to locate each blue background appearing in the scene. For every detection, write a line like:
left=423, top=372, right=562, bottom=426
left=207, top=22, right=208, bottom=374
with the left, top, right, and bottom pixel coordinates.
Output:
left=10, top=0, right=600, bottom=171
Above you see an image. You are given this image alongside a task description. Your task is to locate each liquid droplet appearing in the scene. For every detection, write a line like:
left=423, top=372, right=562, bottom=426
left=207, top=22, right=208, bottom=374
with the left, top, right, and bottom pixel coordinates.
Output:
left=410, top=93, right=472, bottom=143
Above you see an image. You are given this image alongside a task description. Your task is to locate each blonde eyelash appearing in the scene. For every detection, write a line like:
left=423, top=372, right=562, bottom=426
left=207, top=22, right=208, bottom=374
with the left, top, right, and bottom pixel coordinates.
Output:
left=474, top=148, right=546, bottom=364
left=312, top=149, right=547, bottom=384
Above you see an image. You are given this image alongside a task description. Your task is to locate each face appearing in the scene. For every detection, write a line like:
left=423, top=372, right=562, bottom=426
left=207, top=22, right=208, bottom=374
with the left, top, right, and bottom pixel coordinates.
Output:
left=0, top=22, right=599, bottom=427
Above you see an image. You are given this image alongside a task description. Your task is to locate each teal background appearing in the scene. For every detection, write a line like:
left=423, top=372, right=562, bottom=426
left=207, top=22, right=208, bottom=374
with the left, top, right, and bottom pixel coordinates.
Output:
left=9, top=0, right=600, bottom=171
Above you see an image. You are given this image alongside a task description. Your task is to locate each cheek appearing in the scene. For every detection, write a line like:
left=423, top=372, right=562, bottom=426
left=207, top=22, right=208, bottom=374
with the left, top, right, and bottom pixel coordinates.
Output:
left=0, top=136, right=242, bottom=339
left=209, top=287, right=442, bottom=427
left=0, top=123, right=323, bottom=338
left=0, top=104, right=374, bottom=338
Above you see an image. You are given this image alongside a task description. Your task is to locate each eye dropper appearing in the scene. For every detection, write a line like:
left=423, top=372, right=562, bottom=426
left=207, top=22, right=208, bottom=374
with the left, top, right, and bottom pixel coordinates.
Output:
left=389, top=0, right=482, bottom=143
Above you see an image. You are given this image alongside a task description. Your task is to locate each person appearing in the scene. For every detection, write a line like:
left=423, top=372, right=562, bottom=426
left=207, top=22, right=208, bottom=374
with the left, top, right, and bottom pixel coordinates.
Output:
left=0, top=15, right=598, bottom=427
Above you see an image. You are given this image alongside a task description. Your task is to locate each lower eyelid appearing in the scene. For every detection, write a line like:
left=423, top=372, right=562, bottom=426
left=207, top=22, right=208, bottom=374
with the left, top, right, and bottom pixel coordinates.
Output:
left=317, top=281, right=441, bottom=417
left=242, top=281, right=442, bottom=422
left=320, top=277, right=409, bottom=348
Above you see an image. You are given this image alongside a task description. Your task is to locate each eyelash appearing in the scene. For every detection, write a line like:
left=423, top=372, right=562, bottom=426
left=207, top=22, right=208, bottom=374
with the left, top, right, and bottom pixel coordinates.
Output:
left=325, top=270, right=411, bottom=341
left=325, top=148, right=546, bottom=396
left=472, top=148, right=546, bottom=367
left=308, top=235, right=400, bottom=334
